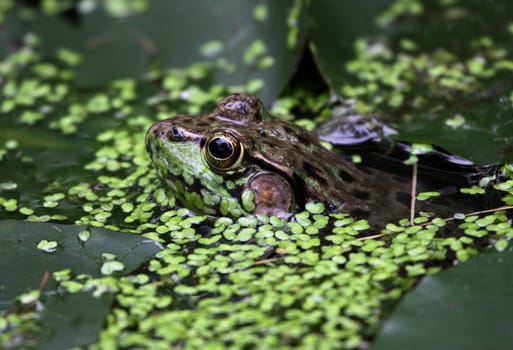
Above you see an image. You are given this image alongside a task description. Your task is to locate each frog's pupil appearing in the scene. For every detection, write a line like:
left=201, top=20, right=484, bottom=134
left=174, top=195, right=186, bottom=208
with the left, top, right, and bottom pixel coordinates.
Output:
left=209, top=137, right=233, bottom=159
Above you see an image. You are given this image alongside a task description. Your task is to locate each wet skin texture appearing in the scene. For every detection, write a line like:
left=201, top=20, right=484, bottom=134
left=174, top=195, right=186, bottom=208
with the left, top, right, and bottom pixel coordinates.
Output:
left=146, top=94, right=488, bottom=229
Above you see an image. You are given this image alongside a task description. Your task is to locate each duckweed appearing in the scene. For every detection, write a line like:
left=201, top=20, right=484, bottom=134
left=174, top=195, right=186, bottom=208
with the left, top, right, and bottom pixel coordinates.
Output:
left=101, top=261, right=125, bottom=275
left=36, top=239, right=58, bottom=253
left=1, top=5, right=513, bottom=350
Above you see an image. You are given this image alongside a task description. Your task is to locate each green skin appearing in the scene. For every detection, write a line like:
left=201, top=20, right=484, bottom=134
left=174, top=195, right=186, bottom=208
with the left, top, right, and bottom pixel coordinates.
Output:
left=145, top=94, right=481, bottom=228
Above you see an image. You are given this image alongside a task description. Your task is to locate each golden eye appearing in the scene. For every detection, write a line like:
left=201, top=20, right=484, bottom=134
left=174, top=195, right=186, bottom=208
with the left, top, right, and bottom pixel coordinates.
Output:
left=203, top=132, right=244, bottom=170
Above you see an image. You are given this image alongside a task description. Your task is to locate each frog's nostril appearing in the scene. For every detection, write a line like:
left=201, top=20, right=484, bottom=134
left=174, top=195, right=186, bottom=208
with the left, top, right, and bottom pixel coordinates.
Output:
left=169, top=126, right=184, bottom=141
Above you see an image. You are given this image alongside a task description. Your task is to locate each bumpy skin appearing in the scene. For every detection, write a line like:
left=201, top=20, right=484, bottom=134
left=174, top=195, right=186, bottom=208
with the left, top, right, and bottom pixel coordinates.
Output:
left=146, top=94, right=481, bottom=227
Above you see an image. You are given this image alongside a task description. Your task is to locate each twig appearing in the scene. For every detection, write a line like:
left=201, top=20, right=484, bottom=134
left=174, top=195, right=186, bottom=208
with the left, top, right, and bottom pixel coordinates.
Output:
left=356, top=205, right=513, bottom=241
left=18, top=270, right=50, bottom=314
left=410, top=162, right=418, bottom=226
left=38, top=271, right=50, bottom=298
left=254, top=257, right=280, bottom=265
left=357, top=233, right=386, bottom=241
left=442, top=205, right=513, bottom=223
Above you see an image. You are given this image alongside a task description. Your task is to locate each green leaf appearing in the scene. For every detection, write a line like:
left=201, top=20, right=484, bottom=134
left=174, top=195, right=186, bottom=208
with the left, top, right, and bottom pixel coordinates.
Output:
left=308, top=0, right=393, bottom=89
left=37, top=292, right=112, bottom=350
left=8, top=1, right=306, bottom=103
left=309, top=0, right=513, bottom=163
left=372, top=245, right=513, bottom=350
left=0, top=220, right=161, bottom=308
left=0, top=220, right=161, bottom=348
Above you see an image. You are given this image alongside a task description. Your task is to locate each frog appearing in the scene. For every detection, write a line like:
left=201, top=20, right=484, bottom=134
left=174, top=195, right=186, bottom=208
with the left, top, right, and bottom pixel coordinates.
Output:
left=145, top=94, right=490, bottom=229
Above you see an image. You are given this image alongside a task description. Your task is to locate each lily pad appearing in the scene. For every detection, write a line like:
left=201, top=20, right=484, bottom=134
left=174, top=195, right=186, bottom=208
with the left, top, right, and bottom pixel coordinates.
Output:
left=4, top=1, right=306, bottom=103
left=308, top=0, right=392, bottom=88
left=37, top=292, right=113, bottom=350
left=308, top=0, right=513, bottom=163
left=372, top=245, right=513, bottom=350
left=0, top=220, right=161, bottom=349
left=0, top=220, right=162, bottom=308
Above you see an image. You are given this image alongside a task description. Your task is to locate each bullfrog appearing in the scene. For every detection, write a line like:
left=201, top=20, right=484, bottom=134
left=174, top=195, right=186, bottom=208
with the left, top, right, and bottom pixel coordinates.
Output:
left=145, top=94, right=491, bottom=229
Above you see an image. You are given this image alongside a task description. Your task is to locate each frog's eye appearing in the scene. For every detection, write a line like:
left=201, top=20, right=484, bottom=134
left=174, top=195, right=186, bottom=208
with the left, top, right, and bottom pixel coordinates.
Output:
left=203, top=132, right=244, bottom=170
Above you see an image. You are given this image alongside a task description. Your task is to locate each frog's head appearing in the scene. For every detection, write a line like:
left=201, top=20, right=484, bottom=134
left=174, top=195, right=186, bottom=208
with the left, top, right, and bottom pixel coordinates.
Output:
left=145, top=94, right=295, bottom=218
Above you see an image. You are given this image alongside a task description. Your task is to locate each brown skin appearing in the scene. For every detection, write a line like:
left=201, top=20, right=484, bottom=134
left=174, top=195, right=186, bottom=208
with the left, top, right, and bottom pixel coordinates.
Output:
left=147, top=94, right=487, bottom=229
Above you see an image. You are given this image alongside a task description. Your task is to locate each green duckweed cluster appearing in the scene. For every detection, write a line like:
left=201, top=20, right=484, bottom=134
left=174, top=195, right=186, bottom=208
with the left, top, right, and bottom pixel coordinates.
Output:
left=2, top=1, right=513, bottom=349
left=343, top=0, right=513, bottom=116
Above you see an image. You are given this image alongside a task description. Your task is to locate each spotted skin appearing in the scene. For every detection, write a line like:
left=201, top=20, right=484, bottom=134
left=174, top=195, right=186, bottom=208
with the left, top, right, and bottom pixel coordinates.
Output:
left=146, top=94, right=486, bottom=228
